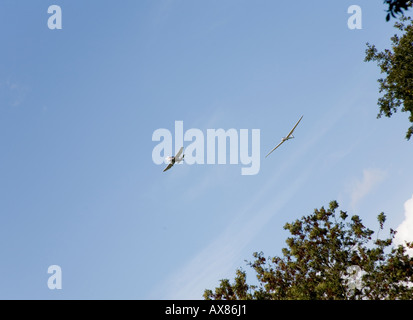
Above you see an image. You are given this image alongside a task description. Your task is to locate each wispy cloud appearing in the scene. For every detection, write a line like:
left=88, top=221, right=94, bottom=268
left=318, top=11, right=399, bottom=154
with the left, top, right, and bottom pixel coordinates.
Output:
left=348, top=169, right=387, bottom=209
left=0, top=79, right=29, bottom=107
left=394, top=194, right=413, bottom=256
left=153, top=165, right=312, bottom=299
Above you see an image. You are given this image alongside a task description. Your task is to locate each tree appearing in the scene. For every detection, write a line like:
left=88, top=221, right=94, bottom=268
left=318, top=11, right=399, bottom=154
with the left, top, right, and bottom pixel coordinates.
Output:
left=204, top=201, right=413, bottom=300
left=384, top=0, right=412, bottom=21
left=365, top=12, right=413, bottom=140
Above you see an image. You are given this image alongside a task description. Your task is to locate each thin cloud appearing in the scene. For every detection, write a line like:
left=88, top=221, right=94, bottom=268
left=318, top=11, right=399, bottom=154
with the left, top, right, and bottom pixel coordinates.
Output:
left=152, top=152, right=318, bottom=299
left=349, top=169, right=387, bottom=208
left=0, top=79, right=29, bottom=107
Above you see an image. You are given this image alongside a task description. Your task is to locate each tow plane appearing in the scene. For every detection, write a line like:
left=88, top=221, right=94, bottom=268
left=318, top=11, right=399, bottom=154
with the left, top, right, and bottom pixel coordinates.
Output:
left=163, top=147, right=185, bottom=172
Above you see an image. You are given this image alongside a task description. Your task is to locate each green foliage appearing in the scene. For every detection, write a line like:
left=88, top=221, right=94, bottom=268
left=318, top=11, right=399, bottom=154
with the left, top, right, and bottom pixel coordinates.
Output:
left=204, top=201, right=413, bottom=300
left=365, top=13, right=413, bottom=140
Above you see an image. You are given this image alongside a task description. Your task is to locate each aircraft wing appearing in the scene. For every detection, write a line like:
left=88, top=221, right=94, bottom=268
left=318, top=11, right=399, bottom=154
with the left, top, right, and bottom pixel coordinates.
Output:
left=265, top=140, right=284, bottom=158
left=175, top=147, right=184, bottom=158
left=163, top=163, right=174, bottom=172
left=285, top=115, right=303, bottom=138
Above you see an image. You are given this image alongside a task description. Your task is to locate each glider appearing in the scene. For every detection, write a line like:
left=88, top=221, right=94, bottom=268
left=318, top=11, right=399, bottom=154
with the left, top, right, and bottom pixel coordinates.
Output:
left=265, top=115, right=303, bottom=158
left=163, top=147, right=185, bottom=172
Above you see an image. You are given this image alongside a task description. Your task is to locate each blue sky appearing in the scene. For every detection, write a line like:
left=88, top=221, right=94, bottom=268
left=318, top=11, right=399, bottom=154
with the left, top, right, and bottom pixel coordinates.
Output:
left=1, top=0, right=412, bottom=299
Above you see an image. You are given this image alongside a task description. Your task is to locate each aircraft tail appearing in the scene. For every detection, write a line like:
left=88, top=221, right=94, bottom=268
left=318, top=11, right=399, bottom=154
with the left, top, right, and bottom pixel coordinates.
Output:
left=176, top=154, right=185, bottom=163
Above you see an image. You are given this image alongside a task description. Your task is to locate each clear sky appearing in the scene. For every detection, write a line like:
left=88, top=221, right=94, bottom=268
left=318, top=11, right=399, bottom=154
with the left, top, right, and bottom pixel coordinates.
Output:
left=0, top=0, right=412, bottom=299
